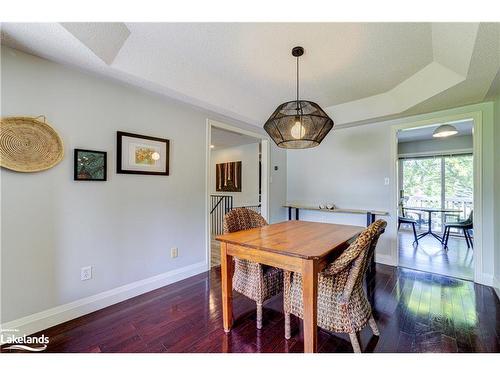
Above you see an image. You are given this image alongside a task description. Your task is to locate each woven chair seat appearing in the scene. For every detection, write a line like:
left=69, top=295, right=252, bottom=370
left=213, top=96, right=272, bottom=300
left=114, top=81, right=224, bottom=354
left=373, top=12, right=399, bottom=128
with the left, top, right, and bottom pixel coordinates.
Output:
left=284, top=219, right=387, bottom=350
left=233, top=259, right=283, bottom=302
left=223, top=208, right=283, bottom=329
left=288, top=271, right=371, bottom=333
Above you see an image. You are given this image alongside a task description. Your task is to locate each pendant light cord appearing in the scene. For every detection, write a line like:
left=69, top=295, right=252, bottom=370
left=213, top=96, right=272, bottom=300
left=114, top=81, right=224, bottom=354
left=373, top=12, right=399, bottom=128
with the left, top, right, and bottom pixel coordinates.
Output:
left=296, top=55, right=300, bottom=111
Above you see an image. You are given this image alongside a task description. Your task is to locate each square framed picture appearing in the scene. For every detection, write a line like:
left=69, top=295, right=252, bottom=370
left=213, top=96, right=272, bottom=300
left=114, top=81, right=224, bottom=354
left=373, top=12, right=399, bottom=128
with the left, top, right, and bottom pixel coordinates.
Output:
left=74, top=149, right=107, bottom=181
left=117, top=131, right=169, bottom=175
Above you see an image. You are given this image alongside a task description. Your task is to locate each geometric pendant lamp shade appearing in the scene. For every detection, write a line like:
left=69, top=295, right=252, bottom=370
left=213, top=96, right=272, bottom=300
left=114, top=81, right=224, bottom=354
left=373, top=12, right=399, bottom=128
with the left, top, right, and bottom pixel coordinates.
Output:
left=264, top=100, right=334, bottom=149
left=263, top=46, right=334, bottom=149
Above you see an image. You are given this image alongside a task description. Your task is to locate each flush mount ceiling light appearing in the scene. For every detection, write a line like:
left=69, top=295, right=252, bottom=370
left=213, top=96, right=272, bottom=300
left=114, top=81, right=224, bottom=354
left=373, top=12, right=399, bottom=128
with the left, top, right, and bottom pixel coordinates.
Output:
left=264, top=47, right=334, bottom=149
left=433, top=124, right=458, bottom=138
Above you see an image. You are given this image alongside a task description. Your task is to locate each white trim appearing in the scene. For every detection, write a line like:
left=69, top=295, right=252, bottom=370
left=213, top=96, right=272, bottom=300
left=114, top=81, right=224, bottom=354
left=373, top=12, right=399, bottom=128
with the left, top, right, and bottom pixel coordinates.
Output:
left=398, top=148, right=473, bottom=159
left=475, top=273, right=494, bottom=287
left=205, top=119, right=271, bottom=268
left=0, top=261, right=206, bottom=338
left=391, top=111, right=486, bottom=284
left=472, top=111, right=484, bottom=284
left=375, top=254, right=397, bottom=267
left=207, top=119, right=266, bottom=141
left=260, top=139, right=271, bottom=221
left=494, top=277, right=500, bottom=301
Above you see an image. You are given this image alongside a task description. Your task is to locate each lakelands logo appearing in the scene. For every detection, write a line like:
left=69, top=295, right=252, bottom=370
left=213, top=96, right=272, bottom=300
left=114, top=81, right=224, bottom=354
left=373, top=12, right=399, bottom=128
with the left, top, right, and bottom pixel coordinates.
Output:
left=1, top=329, right=49, bottom=352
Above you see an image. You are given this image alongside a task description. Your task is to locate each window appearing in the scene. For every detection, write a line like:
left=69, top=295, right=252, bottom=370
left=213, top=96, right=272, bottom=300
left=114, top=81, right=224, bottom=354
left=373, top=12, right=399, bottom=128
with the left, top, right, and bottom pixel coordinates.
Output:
left=400, top=154, right=473, bottom=233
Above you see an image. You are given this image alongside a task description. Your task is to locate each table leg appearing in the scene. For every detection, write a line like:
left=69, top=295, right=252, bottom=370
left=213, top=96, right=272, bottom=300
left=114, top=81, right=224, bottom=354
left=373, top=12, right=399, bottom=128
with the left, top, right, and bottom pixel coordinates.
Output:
left=295, top=208, right=300, bottom=220
left=366, top=212, right=375, bottom=226
left=288, top=207, right=292, bottom=220
left=416, top=211, right=432, bottom=239
left=366, top=212, right=376, bottom=277
left=302, top=259, right=318, bottom=353
left=221, top=242, right=234, bottom=333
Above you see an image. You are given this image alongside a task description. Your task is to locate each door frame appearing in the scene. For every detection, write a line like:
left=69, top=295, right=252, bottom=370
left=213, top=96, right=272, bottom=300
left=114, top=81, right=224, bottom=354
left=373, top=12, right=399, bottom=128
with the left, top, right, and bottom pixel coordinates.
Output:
left=390, top=110, right=483, bottom=283
left=205, top=119, right=271, bottom=270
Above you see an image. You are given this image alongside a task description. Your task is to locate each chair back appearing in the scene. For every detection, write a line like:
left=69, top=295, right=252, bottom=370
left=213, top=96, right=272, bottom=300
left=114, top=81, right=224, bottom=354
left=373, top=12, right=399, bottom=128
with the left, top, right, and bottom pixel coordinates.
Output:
left=399, top=206, right=406, bottom=218
left=465, top=209, right=473, bottom=224
left=342, top=220, right=387, bottom=302
left=223, top=207, right=267, bottom=234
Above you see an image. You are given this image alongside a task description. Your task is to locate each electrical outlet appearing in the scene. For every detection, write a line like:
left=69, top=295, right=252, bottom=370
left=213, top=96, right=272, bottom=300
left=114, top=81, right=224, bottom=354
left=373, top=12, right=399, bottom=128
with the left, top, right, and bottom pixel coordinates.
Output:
left=171, top=248, right=178, bottom=258
left=384, top=177, right=390, bottom=185
left=81, top=266, right=92, bottom=281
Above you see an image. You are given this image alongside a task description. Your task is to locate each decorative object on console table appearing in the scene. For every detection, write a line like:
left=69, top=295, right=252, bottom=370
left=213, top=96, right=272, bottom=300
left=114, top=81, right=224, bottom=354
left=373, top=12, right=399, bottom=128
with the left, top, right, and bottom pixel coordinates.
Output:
left=0, top=116, right=64, bottom=172
left=215, top=161, right=242, bottom=192
left=74, top=149, right=107, bottom=181
left=117, top=131, right=169, bottom=175
left=319, top=203, right=336, bottom=209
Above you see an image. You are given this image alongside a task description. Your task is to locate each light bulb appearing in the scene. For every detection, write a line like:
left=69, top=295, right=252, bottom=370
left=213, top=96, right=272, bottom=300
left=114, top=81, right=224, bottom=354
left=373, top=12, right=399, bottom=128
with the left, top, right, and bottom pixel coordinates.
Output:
left=291, top=118, right=305, bottom=140
left=151, top=152, right=160, bottom=161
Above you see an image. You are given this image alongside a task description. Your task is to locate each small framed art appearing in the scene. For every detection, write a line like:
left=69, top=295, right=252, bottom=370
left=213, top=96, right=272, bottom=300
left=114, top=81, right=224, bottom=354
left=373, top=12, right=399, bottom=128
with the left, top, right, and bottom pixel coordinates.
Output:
left=117, top=131, right=170, bottom=175
left=74, top=149, right=107, bottom=181
left=215, top=161, right=242, bottom=192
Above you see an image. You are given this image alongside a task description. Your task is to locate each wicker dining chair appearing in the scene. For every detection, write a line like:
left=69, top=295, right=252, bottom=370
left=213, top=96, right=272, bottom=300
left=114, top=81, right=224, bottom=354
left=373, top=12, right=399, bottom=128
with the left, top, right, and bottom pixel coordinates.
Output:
left=283, top=219, right=387, bottom=353
left=223, top=208, right=283, bottom=329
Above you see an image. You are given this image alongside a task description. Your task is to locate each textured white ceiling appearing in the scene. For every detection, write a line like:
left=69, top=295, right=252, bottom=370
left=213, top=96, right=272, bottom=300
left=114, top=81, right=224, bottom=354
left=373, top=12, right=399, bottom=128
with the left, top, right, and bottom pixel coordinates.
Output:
left=1, top=22, right=498, bottom=128
left=398, top=119, right=473, bottom=143
left=211, top=126, right=260, bottom=149
left=61, top=22, right=130, bottom=65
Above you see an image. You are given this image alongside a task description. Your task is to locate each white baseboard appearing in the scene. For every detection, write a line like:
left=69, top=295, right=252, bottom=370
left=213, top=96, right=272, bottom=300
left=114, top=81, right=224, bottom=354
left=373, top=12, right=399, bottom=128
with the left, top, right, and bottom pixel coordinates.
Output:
left=375, top=253, right=397, bottom=267
left=475, top=273, right=494, bottom=287
left=494, top=277, right=500, bottom=301
left=1, top=261, right=207, bottom=338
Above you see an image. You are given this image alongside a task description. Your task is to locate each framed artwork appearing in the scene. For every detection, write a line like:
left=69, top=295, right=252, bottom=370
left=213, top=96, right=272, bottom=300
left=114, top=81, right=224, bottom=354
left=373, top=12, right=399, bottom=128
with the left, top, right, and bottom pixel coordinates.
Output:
left=74, top=149, right=107, bottom=181
left=216, top=161, right=242, bottom=192
left=117, top=131, right=169, bottom=175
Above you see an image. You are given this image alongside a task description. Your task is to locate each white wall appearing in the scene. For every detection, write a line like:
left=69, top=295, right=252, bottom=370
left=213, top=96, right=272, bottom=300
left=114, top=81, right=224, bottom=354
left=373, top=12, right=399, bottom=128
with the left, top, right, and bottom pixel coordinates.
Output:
left=210, top=143, right=260, bottom=207
left=287, top=123, right=396, bottom=264
left=398, top=135, right=473, bottom=155
left=269, top=143, right=287, bottom=224
left=287, top=102, right=497, bottom=282
left=494, top=96, right=500, bottom=295
left=0, top=46, right=287, bottom=327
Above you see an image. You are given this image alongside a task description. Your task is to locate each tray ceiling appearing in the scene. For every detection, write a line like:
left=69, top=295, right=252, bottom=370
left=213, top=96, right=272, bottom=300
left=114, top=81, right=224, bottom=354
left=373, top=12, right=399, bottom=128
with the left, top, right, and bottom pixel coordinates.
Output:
left=1, top=22, right=498, bottom=127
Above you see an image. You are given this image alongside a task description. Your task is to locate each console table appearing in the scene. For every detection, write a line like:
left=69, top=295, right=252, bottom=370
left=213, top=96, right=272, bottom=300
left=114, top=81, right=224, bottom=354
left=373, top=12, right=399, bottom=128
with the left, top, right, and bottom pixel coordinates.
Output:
left=283, top=203, right=389, bottom=226
left=283, top=203, right=390, bottom=282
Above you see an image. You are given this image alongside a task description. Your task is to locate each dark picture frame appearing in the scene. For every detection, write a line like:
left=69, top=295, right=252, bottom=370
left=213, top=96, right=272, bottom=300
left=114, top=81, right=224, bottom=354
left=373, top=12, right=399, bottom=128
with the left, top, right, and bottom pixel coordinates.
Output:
left=74, top=149, right=107, bottom=181
left=215, top=161, right=242, bottom=192
left=117, top=131, right=170, bottom=176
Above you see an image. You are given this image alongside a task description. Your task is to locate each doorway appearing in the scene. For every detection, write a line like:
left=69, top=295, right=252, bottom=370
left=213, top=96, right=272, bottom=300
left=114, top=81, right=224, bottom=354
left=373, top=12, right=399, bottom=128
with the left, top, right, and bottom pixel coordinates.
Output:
left=395, top=119, right=476, bottom=280
left=205, top=120, right=270, bottom=269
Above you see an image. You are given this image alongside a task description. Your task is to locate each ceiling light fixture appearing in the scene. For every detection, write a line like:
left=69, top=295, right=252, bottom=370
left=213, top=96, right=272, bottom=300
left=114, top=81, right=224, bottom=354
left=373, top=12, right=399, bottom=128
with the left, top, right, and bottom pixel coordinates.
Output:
left=264, top=46, right=334, bottom=149
left=432, top=124, right=458, bottom=138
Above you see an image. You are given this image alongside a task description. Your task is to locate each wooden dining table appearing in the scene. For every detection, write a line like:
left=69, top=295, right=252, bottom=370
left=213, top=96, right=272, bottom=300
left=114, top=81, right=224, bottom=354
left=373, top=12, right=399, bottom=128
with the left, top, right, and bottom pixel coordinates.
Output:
left=215, top=220, right=364, bottom=353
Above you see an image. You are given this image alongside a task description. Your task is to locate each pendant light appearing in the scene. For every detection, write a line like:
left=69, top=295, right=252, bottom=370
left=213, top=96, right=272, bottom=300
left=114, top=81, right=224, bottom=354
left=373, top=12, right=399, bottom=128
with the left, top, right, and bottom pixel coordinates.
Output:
left=264, top=46, right=334, bottom=149
left=432, top=124, right=458, bottom=138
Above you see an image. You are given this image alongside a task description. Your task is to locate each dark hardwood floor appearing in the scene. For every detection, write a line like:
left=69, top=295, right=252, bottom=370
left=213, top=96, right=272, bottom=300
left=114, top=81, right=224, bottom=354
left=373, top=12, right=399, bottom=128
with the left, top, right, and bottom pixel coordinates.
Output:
left=399, top=230, right=474, bottom=280
left=3, top=264, right=498, bottom=353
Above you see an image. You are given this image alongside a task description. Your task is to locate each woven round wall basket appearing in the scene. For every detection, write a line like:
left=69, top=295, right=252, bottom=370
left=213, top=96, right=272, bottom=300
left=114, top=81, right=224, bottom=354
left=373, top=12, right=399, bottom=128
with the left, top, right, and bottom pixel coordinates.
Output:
left=0, top=116, right=64, bottom=172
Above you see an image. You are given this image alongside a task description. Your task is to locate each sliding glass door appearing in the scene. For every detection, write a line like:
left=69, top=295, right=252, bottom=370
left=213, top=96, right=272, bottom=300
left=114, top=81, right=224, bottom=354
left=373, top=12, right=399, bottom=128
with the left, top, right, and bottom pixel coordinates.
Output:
left=401, top=154, right=473, bottom=233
